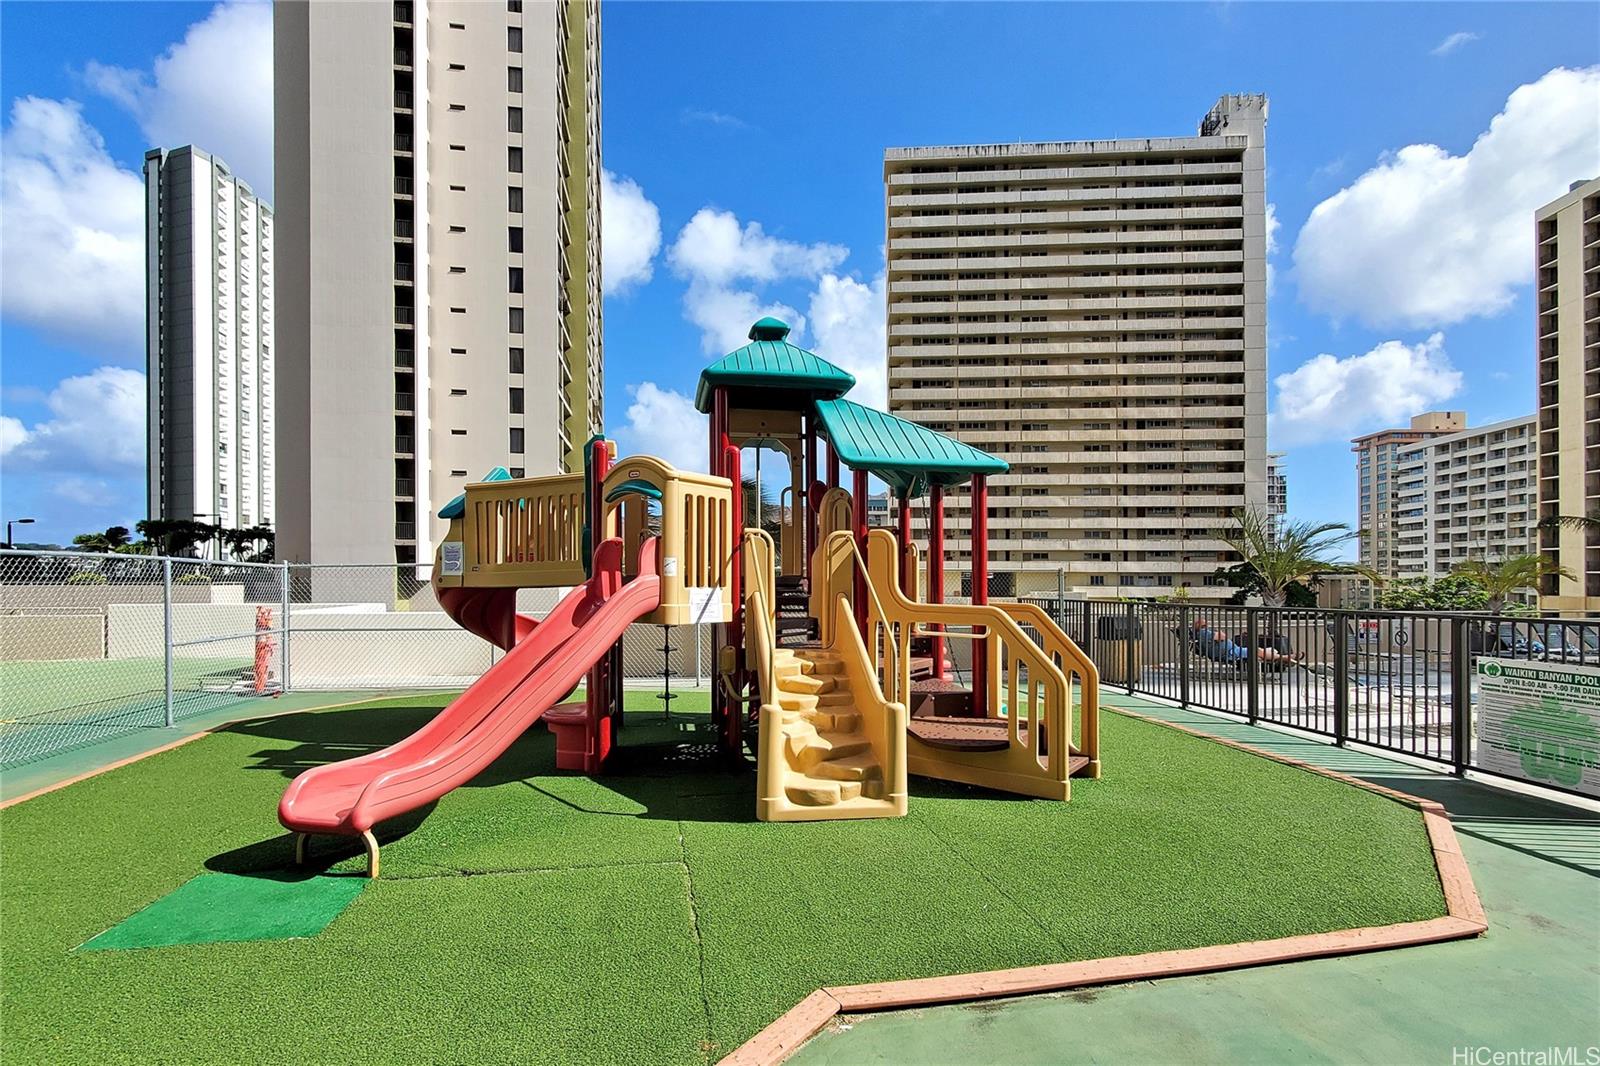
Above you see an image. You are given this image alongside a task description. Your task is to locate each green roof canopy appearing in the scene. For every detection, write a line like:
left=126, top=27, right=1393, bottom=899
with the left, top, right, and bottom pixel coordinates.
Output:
left=813, top=398, right=1008, bottom=496
left=694, top=318, right=856, bottom=414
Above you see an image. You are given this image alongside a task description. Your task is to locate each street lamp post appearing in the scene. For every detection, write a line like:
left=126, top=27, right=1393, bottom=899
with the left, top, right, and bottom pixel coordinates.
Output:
left=5, top=517, right=35, bottom=548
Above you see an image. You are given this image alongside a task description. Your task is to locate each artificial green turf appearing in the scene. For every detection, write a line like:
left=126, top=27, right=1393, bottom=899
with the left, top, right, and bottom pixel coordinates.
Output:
left=0, top=695, right=1447, bottom=1064
left=80, top=873, right=365, bottom=950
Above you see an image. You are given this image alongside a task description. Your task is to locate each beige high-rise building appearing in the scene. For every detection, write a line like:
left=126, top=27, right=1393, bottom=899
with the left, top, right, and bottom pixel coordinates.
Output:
left=1352, top=411, right=1464, bottom=577
left=1391, top=415, right=1538, bottom=579
left=273, top=0, right=602, bottom=570
left=1535, top=178, right=1600, bottom=612
left=884, top=95, right=1269, bottom=599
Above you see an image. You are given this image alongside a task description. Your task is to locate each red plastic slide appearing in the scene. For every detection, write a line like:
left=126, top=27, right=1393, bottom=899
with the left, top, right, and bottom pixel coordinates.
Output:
left=278, top=537, right=660, bottom=861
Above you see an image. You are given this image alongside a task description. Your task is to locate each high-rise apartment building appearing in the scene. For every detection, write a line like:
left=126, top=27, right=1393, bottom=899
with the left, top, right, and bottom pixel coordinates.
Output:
left=274, top=0, right=602, bottom=569
left=1266, top=452, right=1287, bottom=539
left=1352, top=411, right=1464, bottom=577
left=144, top=146, right=275, bottom=533
left=884, top=95, right=1269, bottom=598
left=1535, top=178, right=1600, bottom=612
left=1392, top=415, right=1538, bottom=578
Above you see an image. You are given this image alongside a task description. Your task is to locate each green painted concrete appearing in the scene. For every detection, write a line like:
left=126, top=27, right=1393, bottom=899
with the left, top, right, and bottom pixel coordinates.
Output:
left=81, top=873, right=365, bottom=950
left=791, top=695, right=1600, bottom=1065
left=0, top=690, right=448, bottom=803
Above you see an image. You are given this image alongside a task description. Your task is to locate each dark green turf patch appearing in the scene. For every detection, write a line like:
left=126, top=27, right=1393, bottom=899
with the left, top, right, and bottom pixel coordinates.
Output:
left=80, top=873, right=364, bottom=951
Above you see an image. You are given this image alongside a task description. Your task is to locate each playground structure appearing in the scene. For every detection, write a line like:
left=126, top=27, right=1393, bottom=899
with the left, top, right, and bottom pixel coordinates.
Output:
left=278, top=318, right=1099, bottom=870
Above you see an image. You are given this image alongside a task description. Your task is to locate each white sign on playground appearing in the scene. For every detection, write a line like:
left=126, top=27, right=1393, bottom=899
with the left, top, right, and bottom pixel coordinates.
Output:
left=440, top=541, right=464, bottom=576
left=1477, top=657, right=1600, bottom=798
left=687, top=585, right=719, bottom=624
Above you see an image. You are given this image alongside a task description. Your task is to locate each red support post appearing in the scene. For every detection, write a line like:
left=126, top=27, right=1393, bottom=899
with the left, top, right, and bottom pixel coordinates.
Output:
left=827, top=439, right=840, bottom=489
left=804, top=415, right=817, bottom=580
left=928, top=484, right=946, bottom=682
left=852, top=467, right=869, bottom=637
left=586, top=438, right=614, bottom=769
left=970, top=474, right=989, bottom=718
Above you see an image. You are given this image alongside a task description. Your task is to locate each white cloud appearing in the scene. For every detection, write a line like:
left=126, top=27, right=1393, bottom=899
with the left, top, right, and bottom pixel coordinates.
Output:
left=0, top=97, right=146, bottom=352
left=682, top=282, right=804, bottom=355
left=670, top=207, right=847, bottom=287
left=85, top=0, right=273, bottom=196
left=620, top=382, right=707, bottom=472
left=1269, top=334, right=1462, bottom=446
left=1264, top=202, right=1280, bottom=295
left=601, top=169, right=661, bottom=296
left=54, top=476, right=114, bottom=506
left=1293, top=66, right=1600, bottom=328
left=2, top=366, right=147, bottom=473
left=808, top=273, right=887, bottom=410
left=0, top=415, right=27, bottom=458
left=1431, top=31, right=1480, bottom=56
left=681, top=108, right=750, bottom=130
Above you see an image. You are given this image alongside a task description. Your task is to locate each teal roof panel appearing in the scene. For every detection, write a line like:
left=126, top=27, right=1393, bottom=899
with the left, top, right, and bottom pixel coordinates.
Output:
left=813, top=398, right=1008, bottom=495
left=693, top=319, right=856, bottom=413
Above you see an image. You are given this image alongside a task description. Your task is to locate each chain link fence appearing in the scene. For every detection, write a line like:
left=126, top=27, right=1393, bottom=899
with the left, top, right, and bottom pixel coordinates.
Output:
left=1, top=549, right=713, bottom=770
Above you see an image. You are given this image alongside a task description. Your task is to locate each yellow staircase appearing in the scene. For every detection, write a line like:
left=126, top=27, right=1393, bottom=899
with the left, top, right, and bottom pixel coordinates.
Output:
left=770, top=647, right=888, bottom=808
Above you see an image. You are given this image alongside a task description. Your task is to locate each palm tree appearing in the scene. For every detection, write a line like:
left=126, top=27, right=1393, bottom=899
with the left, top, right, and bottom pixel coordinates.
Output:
left=71, top=525, right=132, bottom=553
left=740, top=475, right=782, bottom=536
left=1218, top=507, right=1378, bottom=608
left=1451, top=554, right=1571, bottom=614
left=1540, top=511, right=1600, bottom=532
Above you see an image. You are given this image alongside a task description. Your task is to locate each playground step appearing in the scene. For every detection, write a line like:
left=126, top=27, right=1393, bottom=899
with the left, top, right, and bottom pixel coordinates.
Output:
left=810, top=751, right=882, bottom=784
left=777, top=671, right=837, bottom=696
left=788, top=730, right=872, bottom=771
left=785, top=776, right=863, bottom=806
left=777, top=689, right=855, bottom=712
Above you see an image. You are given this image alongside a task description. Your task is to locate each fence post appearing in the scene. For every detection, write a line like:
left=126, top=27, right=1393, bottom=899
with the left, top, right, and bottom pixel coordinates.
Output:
left=1449, top=617, right=1471, bottom=776
left=1245, top=608, right=1259, bottom=725
left=1333, top=611, right=1349, bottom=746
left=695, top=624, right=703, bottom=688
left=1125, top=601, right=1138, bottom=694
left=1178, top=603, right=1190, bottom=708
left=279, top=560, right=292, bottom=693
left=162, top=557, right=174, bottom=728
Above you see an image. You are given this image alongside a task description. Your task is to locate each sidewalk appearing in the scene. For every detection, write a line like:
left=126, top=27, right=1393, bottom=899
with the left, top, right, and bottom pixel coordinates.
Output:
left=0, top=689, right=450, bottom=804
left=789, top=693, right=1600, bottom=1065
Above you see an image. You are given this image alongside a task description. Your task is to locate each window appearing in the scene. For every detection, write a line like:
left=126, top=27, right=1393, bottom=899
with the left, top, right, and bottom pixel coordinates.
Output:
left=509, top=428, right=525, bottom=454
left=508, top=26, right=522, bottom=51
left=507, top=66, right=522, bottom=92
left=508, top=186, right=523, bottom=212
left=507, top=147, right=522, bottom=172
left=448, top=21, right=464, bottom=29
left=507, top=0, right=521, bottom=10
left=449, top=143, right=465, bottom=152
left=508, top=106, right=522, bottom=133
left=508, top=226, right=523, bottom=252
left=509, top=387, right=524, bottom=414
left=448, top=224, right=466, bottom=233
left=447, top=63, right=464, bottom=71
left=448, top=183, right=466, bottom=192
left=509, top=466, right=525, bottom=478
left=448, top=103, right=465, bottom=112
left=449, top=388, right=467, bottom=396
left=508, top=267, right=523, bottom=293
left=449, top=346, right=466, bottom=355
left=509, top=347, right=524, bottom=373
left=509, top=307, right=524, bottom=333
left=449, top=265, right=466, bottom=274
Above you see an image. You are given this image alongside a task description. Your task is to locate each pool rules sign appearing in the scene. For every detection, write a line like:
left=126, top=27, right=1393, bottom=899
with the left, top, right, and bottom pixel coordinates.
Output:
left=1477, top=658, right=1600, bottom=797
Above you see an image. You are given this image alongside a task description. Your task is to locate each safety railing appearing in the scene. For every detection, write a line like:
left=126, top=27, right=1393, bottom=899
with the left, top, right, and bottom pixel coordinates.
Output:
left=741, top=528, right=778, bottom=705
left=601, top=455, right=734, bottom=625
left=863, top=531, right=1085, bottom=788
left=456, top=472, right=588, bottom=588
left=1026, top=595, right=1600, bottom=801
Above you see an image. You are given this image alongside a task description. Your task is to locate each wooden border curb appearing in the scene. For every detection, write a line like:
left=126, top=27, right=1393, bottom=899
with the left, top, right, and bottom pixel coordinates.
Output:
left=0, top=692, right=461, bottom=811
left=718, top=706, right=1487, bottom=1066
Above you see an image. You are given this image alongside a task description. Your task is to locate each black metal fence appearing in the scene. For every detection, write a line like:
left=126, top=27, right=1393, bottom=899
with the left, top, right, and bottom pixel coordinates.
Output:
left=1023, top=596, right=1600, bottom=798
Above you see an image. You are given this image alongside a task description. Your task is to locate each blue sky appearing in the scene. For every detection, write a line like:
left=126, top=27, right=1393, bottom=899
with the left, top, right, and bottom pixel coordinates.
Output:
left=2, top=1, right=1597, bottom=547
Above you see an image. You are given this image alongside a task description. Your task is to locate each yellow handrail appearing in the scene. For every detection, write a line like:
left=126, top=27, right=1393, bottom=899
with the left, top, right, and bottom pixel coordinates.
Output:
left=742, top=528, right=778, bottom=708
left=840, top=531, right=902, bottom=691
left=863, top=529, right=1077, bottom=783
left=992, top=600, right=1100, bottom=771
